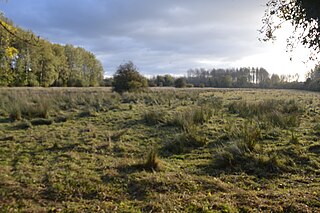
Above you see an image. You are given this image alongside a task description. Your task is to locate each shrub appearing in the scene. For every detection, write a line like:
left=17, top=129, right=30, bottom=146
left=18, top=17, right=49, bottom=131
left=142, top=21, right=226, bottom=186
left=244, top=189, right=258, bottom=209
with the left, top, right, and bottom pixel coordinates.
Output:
left=113, top=61, right=148, bottom=93
left=174, top=77, right=187, bottom=88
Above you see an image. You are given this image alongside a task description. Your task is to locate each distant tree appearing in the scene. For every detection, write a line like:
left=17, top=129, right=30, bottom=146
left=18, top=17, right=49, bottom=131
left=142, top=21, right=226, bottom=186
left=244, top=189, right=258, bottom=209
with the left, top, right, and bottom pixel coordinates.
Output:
left=52, top=44, right=70, bottom=86
left=102, top=77, right=113, bottom=87
left=261, top=0, right=320, bottom=59
left=148, top=78, right=157, bottom=87
left=113, top=61, right=148, bottom=93
left=163, top=74, right=175, bottom=86
left=155, top=75, right=164, bottom=86
left=270, top=74, right=281, bottom=86
left=199, top=83, right=205, bottom=88
left=306, top=64, right=320, bottom=80
left=174, top=77, right=187, bottom=88
left=36, top=40, right=57, bottom=87
left=0, top=16, right=18, bottom=85
left=222, top=75, right=233, bottom=87
left=305, top=64, right=320, bottom=90
left=236, top=76, right=248, bottom=87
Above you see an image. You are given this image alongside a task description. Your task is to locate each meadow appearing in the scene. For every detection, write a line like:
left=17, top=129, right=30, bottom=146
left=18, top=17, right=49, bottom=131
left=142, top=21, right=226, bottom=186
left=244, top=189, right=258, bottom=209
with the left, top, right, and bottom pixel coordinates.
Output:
left=0, top=87, right=319, bottom=212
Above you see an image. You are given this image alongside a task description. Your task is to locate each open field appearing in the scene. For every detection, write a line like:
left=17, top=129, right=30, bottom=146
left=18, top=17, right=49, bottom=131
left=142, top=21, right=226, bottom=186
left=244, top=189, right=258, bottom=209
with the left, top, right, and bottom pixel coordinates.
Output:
left=0, top=87, right=320, bottom=212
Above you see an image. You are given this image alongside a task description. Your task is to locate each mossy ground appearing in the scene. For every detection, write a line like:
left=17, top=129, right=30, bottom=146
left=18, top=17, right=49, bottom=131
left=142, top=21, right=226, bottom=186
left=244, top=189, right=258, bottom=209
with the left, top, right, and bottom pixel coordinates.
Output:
left=0, top=87, right=319, bottom=212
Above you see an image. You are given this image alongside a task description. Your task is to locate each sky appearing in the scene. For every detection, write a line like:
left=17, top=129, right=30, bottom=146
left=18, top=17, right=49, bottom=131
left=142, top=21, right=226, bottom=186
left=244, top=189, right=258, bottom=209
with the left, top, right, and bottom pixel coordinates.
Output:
left=1, top=0, right=317, bottom=80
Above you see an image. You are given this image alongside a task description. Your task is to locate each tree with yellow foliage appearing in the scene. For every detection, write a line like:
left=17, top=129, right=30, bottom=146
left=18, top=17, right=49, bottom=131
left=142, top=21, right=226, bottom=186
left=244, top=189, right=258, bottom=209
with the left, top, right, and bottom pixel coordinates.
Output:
left=0, top=17, right=18, bottom=85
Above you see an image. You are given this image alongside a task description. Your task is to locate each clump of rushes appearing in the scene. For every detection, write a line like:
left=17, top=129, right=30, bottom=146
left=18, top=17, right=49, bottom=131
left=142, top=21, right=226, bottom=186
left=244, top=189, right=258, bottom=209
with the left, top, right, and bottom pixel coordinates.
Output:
left=165, top=127, right=208, bottom=154
left=167, top=106, right=212, bottom=131
left=167, top=111, right=193, bottom=130
left=143, top=109, right=167, bottom=125
left=192, top=106, right=213, bottom=125
left=9, top=104, right=22, bottom=121
left=22, top=96, right=52, bottom=119
left=144, top=149, right=161, bottom=171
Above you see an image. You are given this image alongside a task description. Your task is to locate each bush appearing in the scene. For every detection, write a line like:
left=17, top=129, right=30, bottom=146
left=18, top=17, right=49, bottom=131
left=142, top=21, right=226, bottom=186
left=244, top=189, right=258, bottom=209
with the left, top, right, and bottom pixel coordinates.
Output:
left=174, top=77, right=187, bottom=88
left=113, top=61, right=148, bottom=93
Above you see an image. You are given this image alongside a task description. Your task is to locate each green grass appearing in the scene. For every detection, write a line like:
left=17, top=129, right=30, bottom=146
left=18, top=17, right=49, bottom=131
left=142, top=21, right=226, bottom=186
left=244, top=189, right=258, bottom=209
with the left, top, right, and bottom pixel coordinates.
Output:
left=0, top=87, right=319, bottom=212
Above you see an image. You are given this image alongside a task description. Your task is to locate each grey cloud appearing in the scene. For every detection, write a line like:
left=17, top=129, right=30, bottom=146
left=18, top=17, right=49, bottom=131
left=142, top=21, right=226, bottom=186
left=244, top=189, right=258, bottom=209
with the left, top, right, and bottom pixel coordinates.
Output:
left=1, top=0, right=268, bottom=76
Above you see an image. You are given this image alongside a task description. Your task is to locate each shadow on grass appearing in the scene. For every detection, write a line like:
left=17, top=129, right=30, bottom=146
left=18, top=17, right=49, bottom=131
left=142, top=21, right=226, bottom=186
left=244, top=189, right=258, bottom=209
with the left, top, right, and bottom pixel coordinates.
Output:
left=197, top=154, right=291, bottom=179
left=117, top=163, right=147, bottom=175
left=0, top=135, right=15, bottom=141
left=0, top=117, right=12, bottom=123
left=46, top=144, right=76, bottom=152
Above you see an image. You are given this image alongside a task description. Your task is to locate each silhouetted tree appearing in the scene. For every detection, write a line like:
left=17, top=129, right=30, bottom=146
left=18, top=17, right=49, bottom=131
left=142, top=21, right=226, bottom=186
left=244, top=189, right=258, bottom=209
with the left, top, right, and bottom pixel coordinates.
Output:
left=261, top=0, right=320, bottom=58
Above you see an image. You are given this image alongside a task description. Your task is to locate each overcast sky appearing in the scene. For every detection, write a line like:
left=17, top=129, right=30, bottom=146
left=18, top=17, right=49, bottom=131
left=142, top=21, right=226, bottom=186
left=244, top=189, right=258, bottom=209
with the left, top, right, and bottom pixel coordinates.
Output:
left=1, top=0, right=317, bottom=79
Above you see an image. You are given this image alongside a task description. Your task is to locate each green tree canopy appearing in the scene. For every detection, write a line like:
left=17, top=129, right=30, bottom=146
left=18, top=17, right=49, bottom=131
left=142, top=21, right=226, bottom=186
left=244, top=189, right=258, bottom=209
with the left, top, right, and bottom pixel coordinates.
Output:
left=174, top=77, right=187, bottom=88
left=0, top=14, right=104, bottom=87
left=113, top=61, right=148, bottom=93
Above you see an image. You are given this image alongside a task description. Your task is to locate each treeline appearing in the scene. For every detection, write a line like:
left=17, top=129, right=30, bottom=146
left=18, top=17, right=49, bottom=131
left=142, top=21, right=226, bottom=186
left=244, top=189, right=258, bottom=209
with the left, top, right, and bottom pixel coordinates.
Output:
left=0, top=15, right=103, bottom=87
left=184, top=67, right=301, bottom=88
left=305, top=65, right=320, bottom=91
left=143, top=67, right=302, bottom=89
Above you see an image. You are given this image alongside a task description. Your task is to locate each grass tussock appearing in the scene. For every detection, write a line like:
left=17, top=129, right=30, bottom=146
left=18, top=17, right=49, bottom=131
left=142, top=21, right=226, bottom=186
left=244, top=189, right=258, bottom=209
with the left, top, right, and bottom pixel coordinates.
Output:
left=167, top=106, right=213, bottom=130
left=143, top=109, right=167, bottom=125
left=144, top=149, right=161, bottom=171
left=228, top=99, right=303, bottom=129
left=165, top=127, right=208, bottom=154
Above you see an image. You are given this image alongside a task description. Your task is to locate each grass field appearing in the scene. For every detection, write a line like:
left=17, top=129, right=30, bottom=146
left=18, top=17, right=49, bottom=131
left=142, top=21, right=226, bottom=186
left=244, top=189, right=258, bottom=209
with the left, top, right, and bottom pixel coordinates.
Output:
left=0, top=87, right=319, bottom=212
